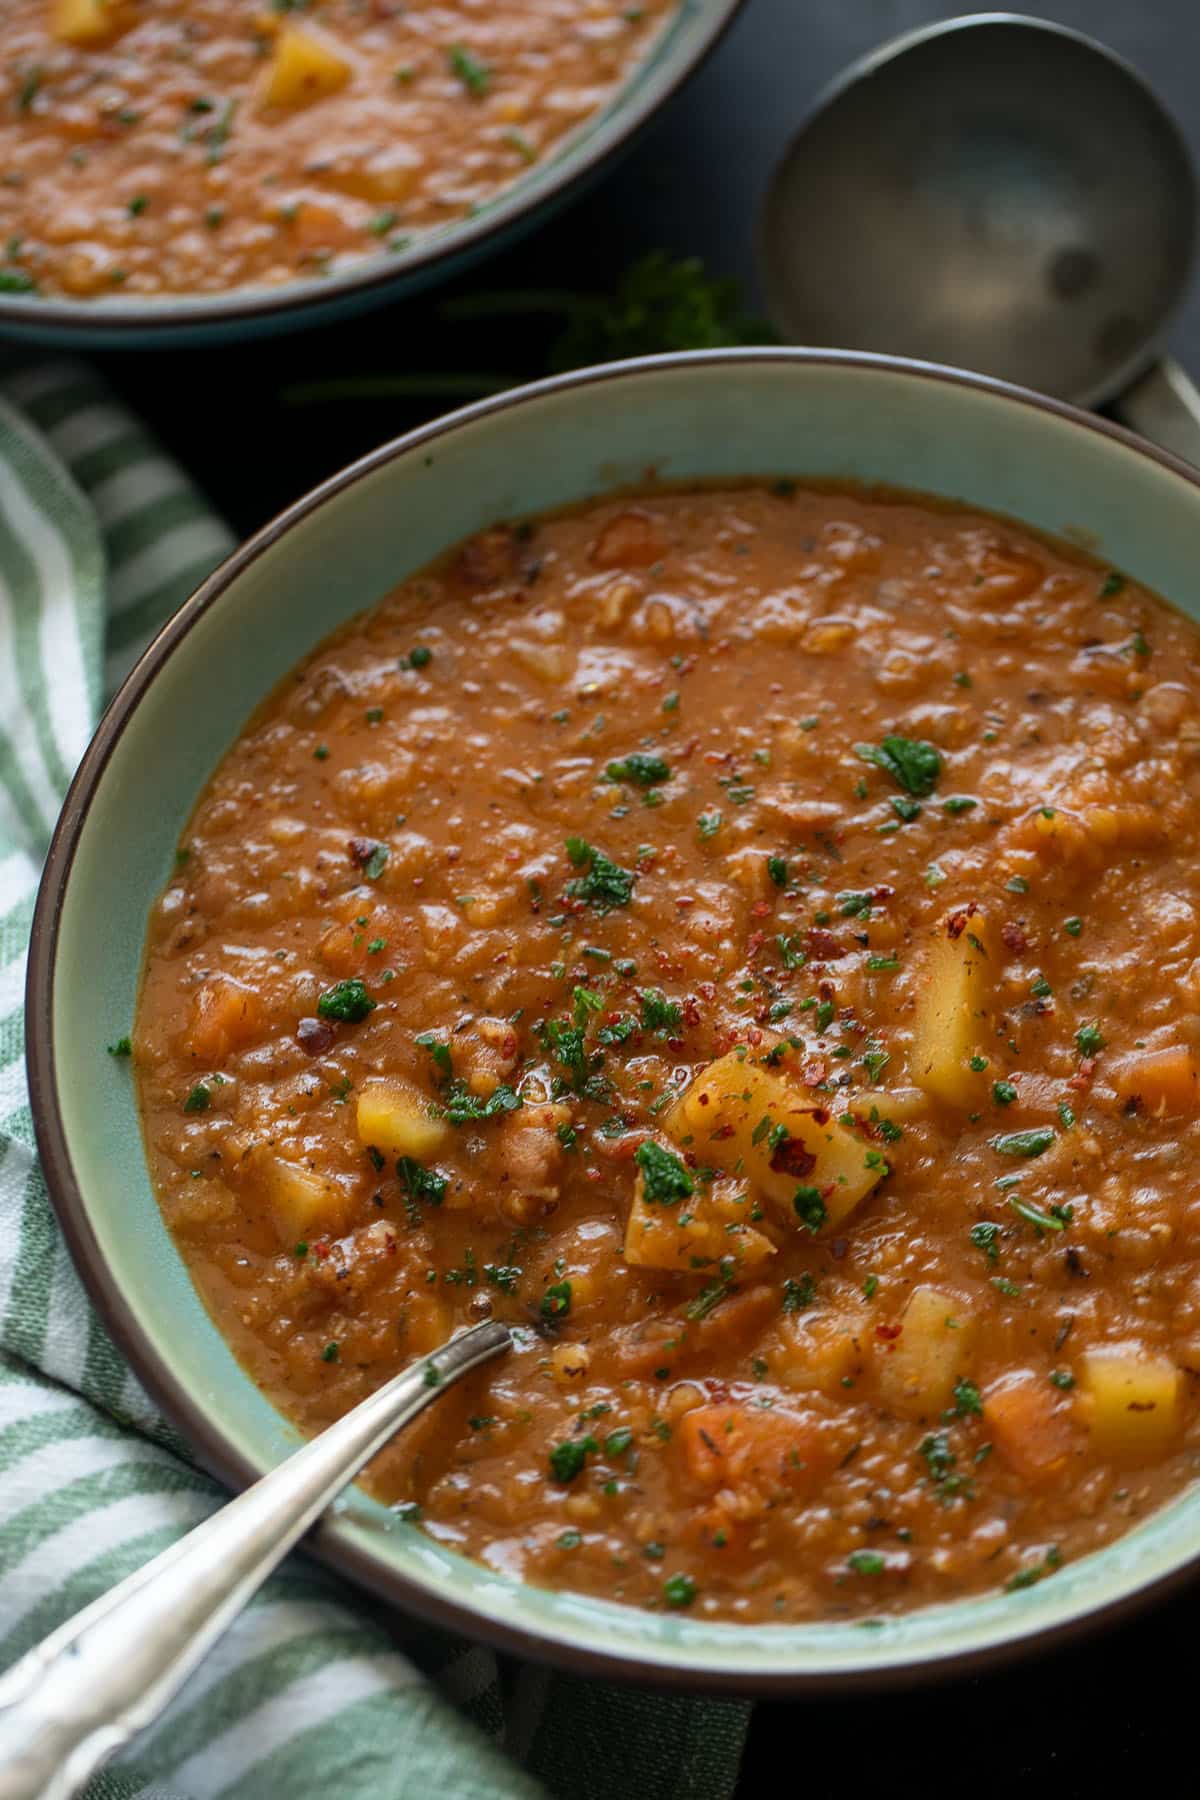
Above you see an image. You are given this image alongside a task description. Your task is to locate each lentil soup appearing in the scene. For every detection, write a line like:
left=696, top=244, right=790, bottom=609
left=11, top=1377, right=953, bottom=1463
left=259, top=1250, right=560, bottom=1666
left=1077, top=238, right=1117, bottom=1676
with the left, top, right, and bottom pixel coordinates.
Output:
left=133, top=482, right=1200, bottom=1624
left=0, top=0, right=675, bottom=299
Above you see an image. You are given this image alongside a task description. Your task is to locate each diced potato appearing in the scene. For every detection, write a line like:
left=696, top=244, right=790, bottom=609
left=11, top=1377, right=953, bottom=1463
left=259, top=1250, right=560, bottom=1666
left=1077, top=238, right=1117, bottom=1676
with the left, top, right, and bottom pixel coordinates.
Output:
left=984, top=1371, right=1077, bottom=1482
left=1113, top=1046, right=1199, bottom=1117
left=51, top=0, right=129, bottom=45
left=624, top=1178, right=775, bottom=1272
left=258, top=26, right=352, bottom=110
left=356, top=1078, right=449, bottom=1160
left=875, top=1285, right=975, bottom=1419
left=250, top=1151, right=353, bottom=1246
left=1079, top=1343, right=1181, bottom=1460
left=664, top=1052, right=885, bottom=1231
left=908, top=908, right=995, bottom=1106
left=186, top=977, right=266, bottom=1064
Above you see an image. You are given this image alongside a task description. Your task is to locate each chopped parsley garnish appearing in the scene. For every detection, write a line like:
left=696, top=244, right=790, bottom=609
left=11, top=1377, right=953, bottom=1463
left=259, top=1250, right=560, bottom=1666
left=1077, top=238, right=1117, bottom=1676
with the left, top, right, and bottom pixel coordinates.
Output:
left=549, top=1435, right=597, bottom=1482
left=183, top=1083, right=210, bottom=1114
left=846, top=1550, right=885, bottom=1576
left=541, top=1279, right=572, bottom=1321
left=697, top=810, right=723, bottom=840
left=605, top=1426, right=634, bottom=1456
left=891, top=795, right=922, bottom=822
left=1005, top=1546, right=1062, bottom=1591
left=1064, top=916, right=1083, bottom=938
left=856, top=734, right=942, bottom=797
left=662, top=1573, right=697, bottom=1609
left=949, top=1378, right=982, bottom=1418
left=776, top=934, right=804, bottom=970
left=607, top=751, right=670, bottom=786
left=414, top=1034, right=453, bottom=1084
left=564, top=838, right=635, bottom=912
left=792, top=1186, right=826, bottom=1233
left=364, top=843, right=389, bottom=880
left=321, top=1341, right=339, bottom=1363
left=447, top=43, right=491, bottom=95
left=1050, top=1370, right=1075, bottom=1390
left=1058, top=1101, right=1076, bottom=1130
left=992, top=1080, right=1017, bottom=1106
left=992, top=1127, right=1056, bottom=1158
left=970, top=1221, right=1001, bottom=1263
left=408, top=644, right=433, bottom=668
left=943, top=795, right=978, bottom=815
left=439, top=1082, right=522, bottom=1125
left=1075, top=1022, right=1106, bottom=1058
left=635, top=1140, right=694, bottom=1203
left=918, top=1430, right=972, bottom=1503
left=861, top=1040, right=889, bottom=1083
left=640, top=988, right=681, bottom=1035
left=1100, top=571, right=1125, bottom=597
left=992, top=1276, right=1023, bottom=1298
left=1009, top=1196, right=1068, bottom=1234
left=867, top=954, right=899, bottom=972
left=1006, top=875, right=1029, bottom=894
left=107, top=1036, right=132, bottom=1058
left=317, top=979, right=376, bottom=1023
left=397, top=1157, right=447, bottom=1208
left=782, top=1273, right=817, bottom=1312
left=837, top=890, right=872, bottom=917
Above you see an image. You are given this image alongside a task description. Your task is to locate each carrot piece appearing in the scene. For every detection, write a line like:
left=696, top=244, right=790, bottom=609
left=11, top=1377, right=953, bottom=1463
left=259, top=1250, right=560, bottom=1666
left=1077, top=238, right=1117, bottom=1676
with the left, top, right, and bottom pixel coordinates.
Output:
left=679, top=1403, right=829, bottom=1492
left=187, top=977, right=265, bottom=1063
left=983, top=1370, right=1077, bottom=1482
left=1112, top=1046, right=1199, bottom=1118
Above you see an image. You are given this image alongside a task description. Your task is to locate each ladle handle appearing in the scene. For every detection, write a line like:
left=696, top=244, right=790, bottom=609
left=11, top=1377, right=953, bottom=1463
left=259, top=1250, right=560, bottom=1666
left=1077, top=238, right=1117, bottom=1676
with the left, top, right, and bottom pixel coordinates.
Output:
left=1110, top=356, right=1200, bottom=469
left=0, top=1320, right=510, bottom=1800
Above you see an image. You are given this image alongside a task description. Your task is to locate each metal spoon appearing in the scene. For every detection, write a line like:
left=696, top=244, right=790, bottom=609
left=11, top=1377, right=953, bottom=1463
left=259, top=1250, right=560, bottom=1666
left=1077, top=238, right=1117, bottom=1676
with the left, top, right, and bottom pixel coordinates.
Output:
left=0, top=1319, right=510, bottom=1800
left=758, top=12, right=1200, bottom=463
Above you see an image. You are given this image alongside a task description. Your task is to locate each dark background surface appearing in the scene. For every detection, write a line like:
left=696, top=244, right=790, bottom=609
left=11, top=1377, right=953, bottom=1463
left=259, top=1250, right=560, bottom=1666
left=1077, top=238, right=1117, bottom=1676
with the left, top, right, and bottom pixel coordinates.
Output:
left=91, top=2, right=1197, bottom=1791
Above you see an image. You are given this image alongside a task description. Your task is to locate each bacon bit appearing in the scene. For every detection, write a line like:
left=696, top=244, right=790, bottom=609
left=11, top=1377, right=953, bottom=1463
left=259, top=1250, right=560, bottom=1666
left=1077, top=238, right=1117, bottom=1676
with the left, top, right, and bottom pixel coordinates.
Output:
left=348, top=836, right=384, bottom=867
left=297, top=1016, right=334, bottom=1056
left=746, top=930, right=765, bottom=961
left=800, top=1057, right=827, bottom=1087
left=947, top=903, right=984, bottom=941
left=1068, top=1057, right=1098, bottom=1092
left=751, top=900, right=772, bottom=920
left=1001, top=921, right=1028, bottom=953
left=806, top=927, right=848, bottom=960
left=875, top=1321, right=902, bottom=1342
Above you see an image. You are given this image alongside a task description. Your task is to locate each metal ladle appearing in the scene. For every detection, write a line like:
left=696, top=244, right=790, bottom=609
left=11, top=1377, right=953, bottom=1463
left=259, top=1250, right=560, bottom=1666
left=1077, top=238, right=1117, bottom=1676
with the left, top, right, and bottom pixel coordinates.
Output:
left=0, top=1319, right=511, bottom=1800
left=759, top=12, right=1200, bottom=463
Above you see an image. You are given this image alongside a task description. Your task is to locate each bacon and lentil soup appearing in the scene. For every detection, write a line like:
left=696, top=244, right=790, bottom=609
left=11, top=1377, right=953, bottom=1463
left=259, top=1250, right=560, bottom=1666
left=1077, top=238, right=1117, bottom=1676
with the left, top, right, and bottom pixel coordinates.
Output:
left=133, top=482, right=1200, bottom=1622
left=0, top=0, right=674, bottom=299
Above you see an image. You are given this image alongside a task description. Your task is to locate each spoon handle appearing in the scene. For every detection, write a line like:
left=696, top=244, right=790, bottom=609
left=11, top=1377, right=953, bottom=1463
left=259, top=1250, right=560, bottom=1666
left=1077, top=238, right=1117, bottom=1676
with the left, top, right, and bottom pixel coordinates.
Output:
left=1111, top=356, right=1200, bottom=469
left=0, top=1319, right=509, bottom=1800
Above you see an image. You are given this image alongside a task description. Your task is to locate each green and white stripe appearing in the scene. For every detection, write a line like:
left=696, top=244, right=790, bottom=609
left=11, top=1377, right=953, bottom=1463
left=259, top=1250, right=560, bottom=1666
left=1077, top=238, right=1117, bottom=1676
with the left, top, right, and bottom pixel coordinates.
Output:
left=0, top=362, right=750, bottom=1799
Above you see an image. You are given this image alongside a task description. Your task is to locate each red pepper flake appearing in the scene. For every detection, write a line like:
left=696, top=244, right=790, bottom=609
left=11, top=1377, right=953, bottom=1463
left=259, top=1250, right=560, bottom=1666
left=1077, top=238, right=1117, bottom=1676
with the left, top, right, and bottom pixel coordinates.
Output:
left=746, top=930, right=765, bottom=961
left=711, top=1123, right=737, bottom=1140
left=800, top=1057, right=826, bottom=1087
left=770, top=1138, right=817, bottom=1179
left=1068, top=1057, right=1098, bottom=1091
left=348, top=836, right=384, bottom=868
left=751, top=899, right=772, bottom=920
left=875, top=1321, right=901, bottom=1342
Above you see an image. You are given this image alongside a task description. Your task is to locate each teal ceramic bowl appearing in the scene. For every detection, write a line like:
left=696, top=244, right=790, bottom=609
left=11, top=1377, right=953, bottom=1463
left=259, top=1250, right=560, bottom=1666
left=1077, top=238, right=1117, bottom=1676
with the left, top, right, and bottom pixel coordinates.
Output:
left=27, top=350, right=1200, bottom=1690
left=0, top=0, right=741, bottom=351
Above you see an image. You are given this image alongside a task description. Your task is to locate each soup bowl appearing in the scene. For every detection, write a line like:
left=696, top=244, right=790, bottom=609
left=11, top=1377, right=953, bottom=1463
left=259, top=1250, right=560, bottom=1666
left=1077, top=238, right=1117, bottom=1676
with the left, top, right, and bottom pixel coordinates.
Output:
left=26, top=348, right=1200, bottom=1691
left=0, top=0, right=741, bottom=351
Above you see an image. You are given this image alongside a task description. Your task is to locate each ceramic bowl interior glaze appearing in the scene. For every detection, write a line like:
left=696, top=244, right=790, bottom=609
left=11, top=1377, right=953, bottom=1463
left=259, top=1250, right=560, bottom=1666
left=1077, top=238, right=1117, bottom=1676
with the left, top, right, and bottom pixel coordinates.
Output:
left=28, top=350, right=1200, bottom=1690
left=0, top=0, right=742, bottom=350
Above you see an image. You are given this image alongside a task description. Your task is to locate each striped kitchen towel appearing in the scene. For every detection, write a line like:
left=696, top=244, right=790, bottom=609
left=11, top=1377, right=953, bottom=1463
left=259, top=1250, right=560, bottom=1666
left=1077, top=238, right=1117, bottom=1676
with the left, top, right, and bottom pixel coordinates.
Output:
left=0, top=360, right=750, bottom=1800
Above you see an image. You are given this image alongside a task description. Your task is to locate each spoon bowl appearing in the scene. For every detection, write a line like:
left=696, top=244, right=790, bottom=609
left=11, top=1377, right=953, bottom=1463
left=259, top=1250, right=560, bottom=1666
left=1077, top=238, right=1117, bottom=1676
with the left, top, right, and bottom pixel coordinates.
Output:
left=759, top=13, right=1197, bottom=411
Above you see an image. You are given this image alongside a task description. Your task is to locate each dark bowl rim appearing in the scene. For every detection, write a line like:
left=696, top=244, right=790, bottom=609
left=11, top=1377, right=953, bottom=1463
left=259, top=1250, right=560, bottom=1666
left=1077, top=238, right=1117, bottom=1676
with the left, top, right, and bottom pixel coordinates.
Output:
left=0, top=0, right=744, bottom=342
left=25, top=345, right=1200, bottom=1694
